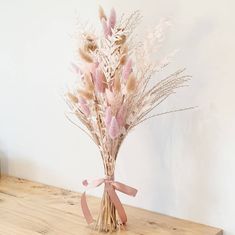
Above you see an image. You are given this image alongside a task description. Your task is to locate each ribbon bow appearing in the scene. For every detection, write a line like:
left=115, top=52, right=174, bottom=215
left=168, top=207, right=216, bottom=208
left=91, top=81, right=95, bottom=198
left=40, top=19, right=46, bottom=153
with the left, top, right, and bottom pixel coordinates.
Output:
left=81, top=176, right=137, bottom=224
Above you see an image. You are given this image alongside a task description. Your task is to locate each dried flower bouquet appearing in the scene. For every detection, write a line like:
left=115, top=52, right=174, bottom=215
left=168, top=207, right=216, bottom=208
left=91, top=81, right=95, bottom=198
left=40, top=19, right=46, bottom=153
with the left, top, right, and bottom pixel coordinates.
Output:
left=65, top=6, right=192, bottom=233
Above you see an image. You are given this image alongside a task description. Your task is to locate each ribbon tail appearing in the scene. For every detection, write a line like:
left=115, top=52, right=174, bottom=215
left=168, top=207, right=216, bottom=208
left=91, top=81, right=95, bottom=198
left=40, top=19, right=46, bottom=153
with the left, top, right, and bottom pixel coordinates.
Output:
left=107, top=187, right=127, bottom=224
left=112, top=181, right=138, bottom=196
left=81, top=192, right=94, bottom=224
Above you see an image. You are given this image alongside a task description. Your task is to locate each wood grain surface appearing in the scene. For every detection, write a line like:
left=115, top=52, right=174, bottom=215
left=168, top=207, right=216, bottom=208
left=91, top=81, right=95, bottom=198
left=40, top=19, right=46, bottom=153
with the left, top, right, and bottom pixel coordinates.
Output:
left=0, top=176, right=222, bottom=235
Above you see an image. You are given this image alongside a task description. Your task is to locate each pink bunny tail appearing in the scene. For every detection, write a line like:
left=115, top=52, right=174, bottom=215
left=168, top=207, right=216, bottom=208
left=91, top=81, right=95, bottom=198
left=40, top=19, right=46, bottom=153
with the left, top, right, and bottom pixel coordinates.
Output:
left=105, top=89, right=115, bottom=105
left=104, top=106, right=112, bottom=127
left=95, top=69, right=105, bottom=93
left=122, top=59, right=133, bottom=81
left=109, top=8, right=116, bottom=29
left=80, top=102, right=90, bottom=116
left=108, top=116, right=120, bottom=139
left=102, top=19, right=111, bottom=38
left=89, top=62, right=99, bottom=79
left=116, top=104, right=127, bottom=127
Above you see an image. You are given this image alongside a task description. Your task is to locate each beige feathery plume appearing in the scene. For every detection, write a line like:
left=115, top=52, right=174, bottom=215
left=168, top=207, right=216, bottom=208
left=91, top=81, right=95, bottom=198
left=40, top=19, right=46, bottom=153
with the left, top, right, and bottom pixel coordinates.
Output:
left=113, top=73, right=121, bottom=93
left=78, top=48, right=93, bottom=63
left=126, top=72, right=136, bottom=93
left=84, top=72, right=94, bottom=91
left=98, top=5, right=107, bottom=21
left=67, top=92, right=78, bottom=103
left=78, top=89, right=93, bottom=100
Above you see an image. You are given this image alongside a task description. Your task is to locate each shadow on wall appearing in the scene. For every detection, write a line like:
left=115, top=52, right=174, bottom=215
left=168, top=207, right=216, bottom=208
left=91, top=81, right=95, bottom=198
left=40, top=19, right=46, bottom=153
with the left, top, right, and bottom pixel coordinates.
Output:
left=0, top=155, right=42, bottom=180
left=0, top=150, right=9, bottom=176
left=0, top=146, right=39, bottom=180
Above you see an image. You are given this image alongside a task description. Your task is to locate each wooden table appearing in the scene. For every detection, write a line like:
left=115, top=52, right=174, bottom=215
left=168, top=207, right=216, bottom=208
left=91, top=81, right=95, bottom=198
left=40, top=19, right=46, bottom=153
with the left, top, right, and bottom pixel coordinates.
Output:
left=0, top=176, right=222, bottom=235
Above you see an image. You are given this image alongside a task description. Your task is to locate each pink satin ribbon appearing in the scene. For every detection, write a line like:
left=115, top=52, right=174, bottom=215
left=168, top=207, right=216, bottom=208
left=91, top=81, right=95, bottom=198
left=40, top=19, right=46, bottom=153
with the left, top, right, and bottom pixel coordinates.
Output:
left=81, top=176, right=137, bottom=224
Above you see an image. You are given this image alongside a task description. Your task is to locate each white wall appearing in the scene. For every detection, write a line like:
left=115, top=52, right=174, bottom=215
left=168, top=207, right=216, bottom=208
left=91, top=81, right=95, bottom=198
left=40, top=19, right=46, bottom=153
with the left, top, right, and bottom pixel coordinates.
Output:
left=0, top=0, right=235, bottom=234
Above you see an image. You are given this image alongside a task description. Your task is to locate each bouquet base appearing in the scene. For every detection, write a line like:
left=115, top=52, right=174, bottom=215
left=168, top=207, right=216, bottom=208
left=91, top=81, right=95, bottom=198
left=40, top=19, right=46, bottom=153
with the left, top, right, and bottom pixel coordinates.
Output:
left=96, top=190, right=119, bottom=232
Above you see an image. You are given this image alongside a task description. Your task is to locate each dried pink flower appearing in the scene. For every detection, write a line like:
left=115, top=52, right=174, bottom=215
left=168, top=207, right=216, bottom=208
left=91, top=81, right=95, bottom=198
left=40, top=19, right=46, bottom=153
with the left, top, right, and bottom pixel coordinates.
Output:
left=94, top=68, right=105, bottom=93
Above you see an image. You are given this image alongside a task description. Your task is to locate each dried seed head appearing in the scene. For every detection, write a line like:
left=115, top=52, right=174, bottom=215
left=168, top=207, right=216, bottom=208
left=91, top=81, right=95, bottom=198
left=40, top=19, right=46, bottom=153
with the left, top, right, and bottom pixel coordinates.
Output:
left=78, top=48, right=93, bottom=63
left=109, top=8, right=116, bottom=29
left=79, top=102, right=90, bottom=116
left=78, top=89, right=93, bottom=100
left=122, top=44, right=128, bottom=55
left=83, top=34, right=97, bottom=52
left=122, top=58, right=132, bottom=81
left=84, top=33, right=95, bottom=42
left=108, top=116, right=120, bottom=139
left=84, top=42, right=97, bottom=52
left=116, top=35, right=126, bottom=45
left=113, top=73, right=121, bottom=93
left=126, top=73, right=136, bottom=93
left=116, top=104, right=127, bottom=127
left=84, top=72, right=94, bottom=91
left=98, top=5, right=107, bottom=21
left=120, top=54, right=127, bottom=65
left=102, top=18, right=111, bottom=38
left=95, top=68, right=106, bottom=93
left=67, top=92, right=78, bottom=103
